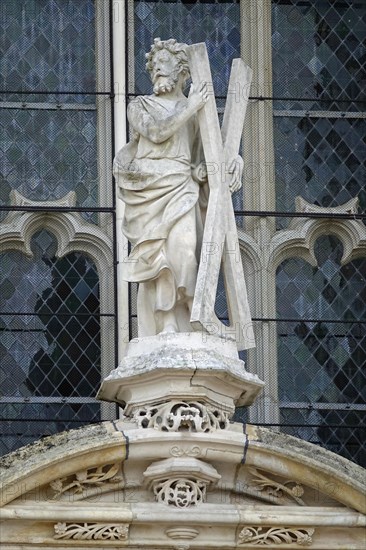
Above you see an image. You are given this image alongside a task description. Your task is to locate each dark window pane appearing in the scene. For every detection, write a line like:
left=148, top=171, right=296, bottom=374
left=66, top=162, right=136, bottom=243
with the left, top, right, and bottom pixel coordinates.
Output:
left=274, top=116, right=366, bottom=216
left=272, top=0, right=366, bottom=110
left=0, top=108, right=98, bottom=215
left=1, top=0, right=96, bottom=100
left=0, top=230, right=102, bottom=454
left=279, top=408, right=365, bottom=467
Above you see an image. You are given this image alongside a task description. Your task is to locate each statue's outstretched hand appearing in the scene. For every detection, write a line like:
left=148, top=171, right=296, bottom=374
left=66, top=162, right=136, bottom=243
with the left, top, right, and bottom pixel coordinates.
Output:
left=188, top=82, right=209, bottom=113
left=228, top=155, right=244, bottom=193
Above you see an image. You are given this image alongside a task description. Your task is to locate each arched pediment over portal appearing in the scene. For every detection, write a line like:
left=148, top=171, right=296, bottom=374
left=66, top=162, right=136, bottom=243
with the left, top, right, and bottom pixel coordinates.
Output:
left=1, top=421, right=365, bottom=549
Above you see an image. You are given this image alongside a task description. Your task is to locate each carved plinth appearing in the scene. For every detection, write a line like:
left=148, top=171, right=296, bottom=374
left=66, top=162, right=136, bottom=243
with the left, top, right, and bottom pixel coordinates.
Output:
left=97, top=333, right=264, bottom=417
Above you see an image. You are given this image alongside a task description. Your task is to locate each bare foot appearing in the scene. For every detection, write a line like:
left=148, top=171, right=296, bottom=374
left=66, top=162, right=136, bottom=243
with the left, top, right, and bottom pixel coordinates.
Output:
left=161, top=323, right=178, bottom=334
left=160, top=310, right=178, bottom=333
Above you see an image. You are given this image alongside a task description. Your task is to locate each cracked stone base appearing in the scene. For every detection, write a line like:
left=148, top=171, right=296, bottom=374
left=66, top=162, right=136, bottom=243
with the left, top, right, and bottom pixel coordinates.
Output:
left=97, top=333, right=264, bottom=416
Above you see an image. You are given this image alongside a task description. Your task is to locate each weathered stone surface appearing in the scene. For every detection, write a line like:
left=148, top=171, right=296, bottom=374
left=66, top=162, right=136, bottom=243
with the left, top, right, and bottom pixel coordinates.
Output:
left=246, top=425, right=366, bottom=515
left=97, top=334, right=264, bottom=414
left=2, top=37, right=365, bottom=550
left=0, top=423, right=109, bottom=472
left=114, top=39, right=253, bottom=350
left=114, top=38, right=211, bottom=337
left=1, top=422, right=365, bottom=548
left=0, top=422, right=126, bottom=507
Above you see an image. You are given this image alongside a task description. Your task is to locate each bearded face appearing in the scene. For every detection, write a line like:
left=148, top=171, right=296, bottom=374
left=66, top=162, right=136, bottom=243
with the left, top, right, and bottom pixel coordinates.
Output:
left=153, top=70, right=180, bottom=95
left=150, top=49, right=182, bottom=95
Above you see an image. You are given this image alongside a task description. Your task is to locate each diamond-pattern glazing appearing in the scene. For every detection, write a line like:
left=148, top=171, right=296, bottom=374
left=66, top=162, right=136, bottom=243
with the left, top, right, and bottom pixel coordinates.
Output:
left=272, top=0, right=366, bottom=110
left=133, top=0, right=240, bottom=96
left=272, top=1, right=365, bottom=225
left=1, top=230, right=102, bottom=399
left=0, top=0, right=96, bottom=102
left=0, top=0, right=104, bottom=451
left=277, top=319, right=365, bottom=405
left=274, top=116, right=366, bottom=218
left=0, top=108, right=98, bottom=212
left=276, top=235, right=366, bottom=465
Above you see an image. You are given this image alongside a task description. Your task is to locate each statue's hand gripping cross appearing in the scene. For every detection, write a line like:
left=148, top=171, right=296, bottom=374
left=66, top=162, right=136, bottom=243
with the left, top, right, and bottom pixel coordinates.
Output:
left=187, top=43, right=255, bottom=351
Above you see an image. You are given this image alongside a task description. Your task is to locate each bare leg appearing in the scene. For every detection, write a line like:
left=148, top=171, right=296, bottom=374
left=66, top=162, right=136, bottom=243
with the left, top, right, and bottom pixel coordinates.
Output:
left=137, top=281, right=157, bottom=337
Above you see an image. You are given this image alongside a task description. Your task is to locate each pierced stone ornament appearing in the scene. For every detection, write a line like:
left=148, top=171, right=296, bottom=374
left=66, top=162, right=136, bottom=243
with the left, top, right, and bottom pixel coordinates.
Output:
left=153, top=477, right=207, bottom=508
left=248, top=468, right=305, bottom=506
left=54, top=522, right=129, bottom=541
left=133, top=400, right=229, bottom=432
left=49, top=462, right=123, bottom=499
left=238, top=526, right=314, bottom=546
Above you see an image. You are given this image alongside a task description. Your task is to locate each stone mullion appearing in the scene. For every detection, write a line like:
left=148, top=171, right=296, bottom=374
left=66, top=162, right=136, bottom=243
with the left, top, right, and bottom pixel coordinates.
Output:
left=112, top=0, right=130, bottom=361
left=98, top=259, right=117, bottom=421
left=240, top=0, right=279, bottom=424
left=93, top=0, right=116, bottom=419
left=95, top=0, right=113, bottom=236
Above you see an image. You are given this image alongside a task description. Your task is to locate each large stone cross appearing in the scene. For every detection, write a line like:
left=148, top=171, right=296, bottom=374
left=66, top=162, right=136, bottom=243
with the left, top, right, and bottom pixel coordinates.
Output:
left=187, top=43, right=255, bottom=351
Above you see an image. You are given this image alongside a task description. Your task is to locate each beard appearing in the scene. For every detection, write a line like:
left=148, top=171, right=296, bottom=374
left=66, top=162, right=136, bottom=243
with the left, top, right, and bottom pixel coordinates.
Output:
left=153, top=69, right=180, bottom=95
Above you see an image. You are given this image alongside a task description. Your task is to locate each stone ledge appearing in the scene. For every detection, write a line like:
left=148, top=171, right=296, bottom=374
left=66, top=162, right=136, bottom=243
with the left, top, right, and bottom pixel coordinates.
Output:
left=97, top=334, right=264, bottom=413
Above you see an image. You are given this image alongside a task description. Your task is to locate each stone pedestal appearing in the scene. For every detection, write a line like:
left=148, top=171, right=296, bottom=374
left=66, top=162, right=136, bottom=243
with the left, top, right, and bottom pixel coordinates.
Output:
left=96, top=333, right=264, bottom=521
left=97, top=333, right=264, bottom=421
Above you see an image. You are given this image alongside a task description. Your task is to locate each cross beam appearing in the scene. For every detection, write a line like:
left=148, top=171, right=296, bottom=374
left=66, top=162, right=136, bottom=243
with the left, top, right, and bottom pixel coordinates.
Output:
left=187, top=43, right=255, bottom=351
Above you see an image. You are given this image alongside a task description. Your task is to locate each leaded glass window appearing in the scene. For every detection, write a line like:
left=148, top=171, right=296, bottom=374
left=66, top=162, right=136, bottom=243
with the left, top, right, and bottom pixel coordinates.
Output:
left=0, top=0, right=114, bottom=455
left=1, top=108, right=98, bottom=211
left=0, top=230, right=101, bottom=455
left=272, top=0, right=365, bottom=108
left=1, top=0, right=99, bottom=215
left=132, top=0, right=240, bottom=96
left=272, top=0, right=366, bottom=219
left=272, top=0, right=365, bottom=466
left=276, top=235, right=366, bottom=465
left=1, top=0, right=96, bottom=99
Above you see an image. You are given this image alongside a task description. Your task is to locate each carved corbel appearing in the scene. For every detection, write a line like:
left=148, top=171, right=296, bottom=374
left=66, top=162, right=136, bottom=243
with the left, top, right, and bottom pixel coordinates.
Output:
left=166, top=527, right=199, bottom=550
left=143, top=457, right=221, bottom=508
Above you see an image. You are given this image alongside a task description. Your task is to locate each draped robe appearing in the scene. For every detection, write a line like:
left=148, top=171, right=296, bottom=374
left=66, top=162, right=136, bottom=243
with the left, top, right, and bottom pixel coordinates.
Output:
left=114, top=95, right=205, bottom=335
